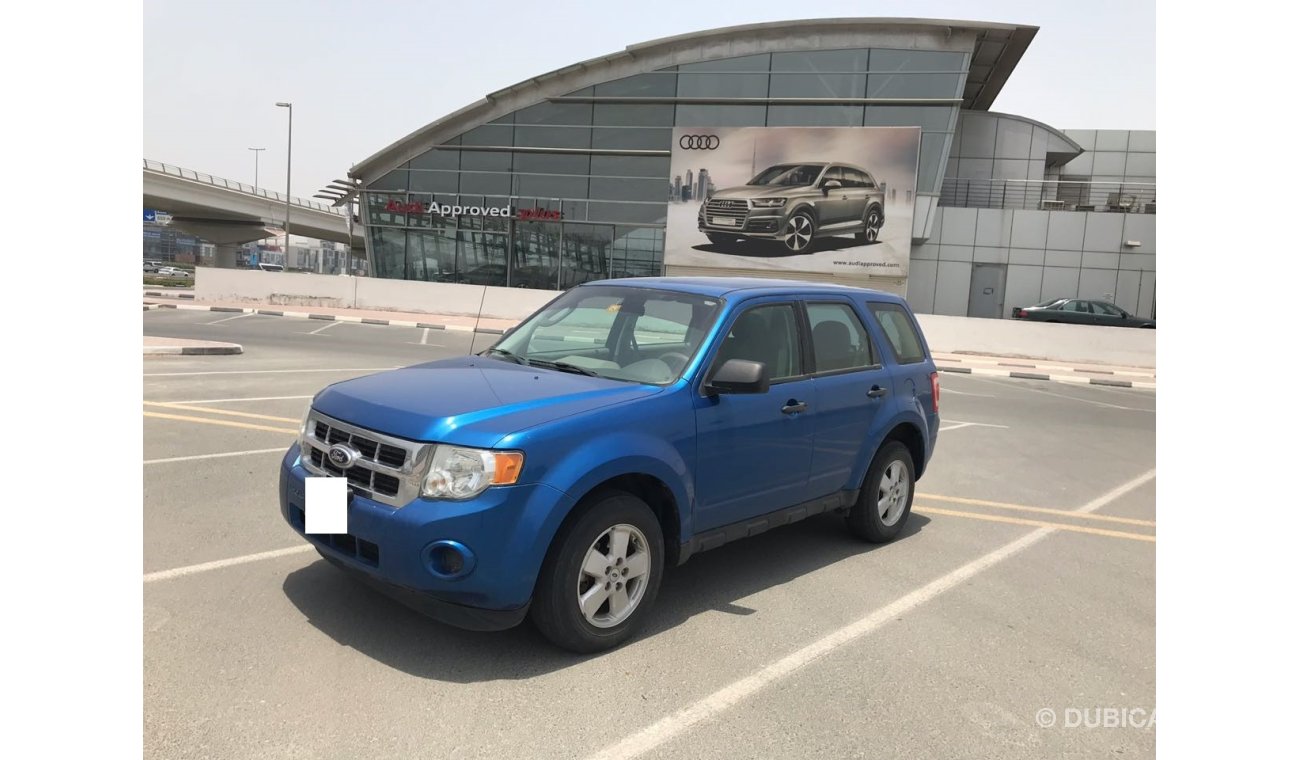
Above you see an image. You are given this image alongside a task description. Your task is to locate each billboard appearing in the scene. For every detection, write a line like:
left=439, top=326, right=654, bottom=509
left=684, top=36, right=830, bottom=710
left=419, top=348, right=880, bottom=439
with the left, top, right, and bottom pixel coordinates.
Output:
left=664, top=126, right=920, bottom=279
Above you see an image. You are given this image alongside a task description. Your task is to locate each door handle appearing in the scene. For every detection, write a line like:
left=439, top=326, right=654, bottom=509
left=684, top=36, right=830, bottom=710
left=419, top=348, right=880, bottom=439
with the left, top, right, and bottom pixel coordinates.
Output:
left=867, top=385, right=889, bottom=398
left=781, top=400, right=808, bottom=415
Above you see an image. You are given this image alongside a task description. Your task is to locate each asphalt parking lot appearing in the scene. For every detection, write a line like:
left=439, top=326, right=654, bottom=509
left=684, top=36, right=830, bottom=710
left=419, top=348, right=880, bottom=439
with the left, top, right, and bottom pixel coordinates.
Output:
left=144, top=308, right=1156, bottom=760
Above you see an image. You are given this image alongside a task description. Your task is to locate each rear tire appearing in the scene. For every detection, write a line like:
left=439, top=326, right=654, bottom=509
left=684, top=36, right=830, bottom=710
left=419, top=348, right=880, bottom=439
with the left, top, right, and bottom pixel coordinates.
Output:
left=530, top=490, right=664, bottom=654
left=847, top=441, right=915, bottom=543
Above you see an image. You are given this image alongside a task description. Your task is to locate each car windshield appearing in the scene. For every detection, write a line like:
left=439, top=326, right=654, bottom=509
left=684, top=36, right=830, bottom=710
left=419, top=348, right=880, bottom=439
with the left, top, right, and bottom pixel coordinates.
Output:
left=488, top=285, right=723, bottom=385
left=747, top=164, right=824, bottom=187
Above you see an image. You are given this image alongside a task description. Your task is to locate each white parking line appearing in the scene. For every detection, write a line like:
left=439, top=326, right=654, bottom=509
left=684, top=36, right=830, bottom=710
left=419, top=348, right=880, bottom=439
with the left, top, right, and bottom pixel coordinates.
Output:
left=204, top=312, right=257, bottom=325
left=145, top=367, right=396, bottom=377
left=941, top=419, right=1009, bottom=429
left=583, top=468, right=1156, bottom=760
left=306, top=321, right=342, bottom=335
left=144, top=448, right=287, bottom=465
left=144, top=545, right=315, bottom=583
left=161, top=395, right=315, bottom=404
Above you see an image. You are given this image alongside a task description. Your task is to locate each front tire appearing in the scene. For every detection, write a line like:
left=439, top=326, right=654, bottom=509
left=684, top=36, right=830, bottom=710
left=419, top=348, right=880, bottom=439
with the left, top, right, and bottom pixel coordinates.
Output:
left=530, top=490, right=664, bottom=653
left=782, top=211, right=816, bottom=253
left=847, top=441, right=915, bottom=543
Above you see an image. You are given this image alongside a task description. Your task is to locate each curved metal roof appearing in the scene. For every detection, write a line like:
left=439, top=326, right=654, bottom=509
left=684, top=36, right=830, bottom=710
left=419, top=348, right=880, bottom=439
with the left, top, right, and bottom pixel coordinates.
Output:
left=348, top=17, right=1038, bottom=187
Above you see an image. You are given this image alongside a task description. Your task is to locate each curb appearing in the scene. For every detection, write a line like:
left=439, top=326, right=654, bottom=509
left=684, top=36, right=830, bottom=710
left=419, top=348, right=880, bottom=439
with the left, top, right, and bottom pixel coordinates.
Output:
left=144, top=344, right=243, bottom=356
left=935, top=355, right=1154, bottom=379
left=936, top=364, right=1154, bottom=390
left=143, top=300, right=509, bottom=336
left=144, top=291, right=195, bottom=299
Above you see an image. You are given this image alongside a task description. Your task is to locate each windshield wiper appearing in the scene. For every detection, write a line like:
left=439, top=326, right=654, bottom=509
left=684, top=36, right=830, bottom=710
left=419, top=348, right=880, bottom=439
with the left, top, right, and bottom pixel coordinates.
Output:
left=528, top=359, right=600, bottom=377
left=483, top=347, right=529, bottom=365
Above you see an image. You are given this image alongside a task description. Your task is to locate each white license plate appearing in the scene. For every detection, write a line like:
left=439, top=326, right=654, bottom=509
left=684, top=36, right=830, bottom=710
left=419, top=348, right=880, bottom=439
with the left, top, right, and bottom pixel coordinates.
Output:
left=711, top=217, right=737, bottom=227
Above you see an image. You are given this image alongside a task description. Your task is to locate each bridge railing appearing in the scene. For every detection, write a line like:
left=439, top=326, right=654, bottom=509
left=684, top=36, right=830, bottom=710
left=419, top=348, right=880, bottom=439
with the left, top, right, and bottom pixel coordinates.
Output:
left=143, top=159, right=346, bottom=215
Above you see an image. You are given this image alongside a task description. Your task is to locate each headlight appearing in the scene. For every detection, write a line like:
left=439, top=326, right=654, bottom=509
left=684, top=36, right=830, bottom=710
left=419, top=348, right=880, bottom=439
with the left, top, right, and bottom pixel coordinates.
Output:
left=298, top=407, right=312, bottom=450
left=751, top=198, right=787, bottom=208
left=422, top=445, right=524, bottom=500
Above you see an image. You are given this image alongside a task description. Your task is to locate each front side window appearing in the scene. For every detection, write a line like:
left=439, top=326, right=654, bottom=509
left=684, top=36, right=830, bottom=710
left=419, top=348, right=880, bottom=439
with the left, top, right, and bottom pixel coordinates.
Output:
left=712, top=304, right=802, bottom=382
left=868, top=302, right=927, bottom=364
left=1093, top=301, right=1125, bottom=317
left=490, top=286, right=722, bottom=385
left=807, top=303, right=876, bottom=372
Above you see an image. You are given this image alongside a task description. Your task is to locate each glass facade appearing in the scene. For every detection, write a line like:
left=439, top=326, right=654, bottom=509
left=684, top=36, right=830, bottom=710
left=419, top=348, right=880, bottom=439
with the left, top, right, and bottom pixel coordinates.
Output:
left=364, top=47, right=967, bottom=287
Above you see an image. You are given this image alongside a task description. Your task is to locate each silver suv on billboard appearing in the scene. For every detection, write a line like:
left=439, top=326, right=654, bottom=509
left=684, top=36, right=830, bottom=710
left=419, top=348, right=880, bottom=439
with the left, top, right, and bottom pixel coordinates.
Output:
left=698, top=162, right=886, bottom=254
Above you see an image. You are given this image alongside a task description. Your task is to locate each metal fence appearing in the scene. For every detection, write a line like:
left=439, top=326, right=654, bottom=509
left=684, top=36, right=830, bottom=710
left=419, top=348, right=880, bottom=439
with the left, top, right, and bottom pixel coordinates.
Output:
left=143, top=159, right=346, bottom=215
left=939, top=178, right=1156, bottom=213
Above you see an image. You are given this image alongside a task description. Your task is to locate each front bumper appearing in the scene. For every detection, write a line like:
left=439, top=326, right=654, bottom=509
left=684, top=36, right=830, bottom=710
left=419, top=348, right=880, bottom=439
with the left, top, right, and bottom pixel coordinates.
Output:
left=698, top=207, right=783, bottom=237
left=278, top=443, right=574, bottom=631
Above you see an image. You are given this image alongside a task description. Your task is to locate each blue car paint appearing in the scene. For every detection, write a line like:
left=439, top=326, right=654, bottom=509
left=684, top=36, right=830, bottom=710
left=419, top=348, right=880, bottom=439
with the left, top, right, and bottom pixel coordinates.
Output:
left=280, top=277, right=939, bottom=628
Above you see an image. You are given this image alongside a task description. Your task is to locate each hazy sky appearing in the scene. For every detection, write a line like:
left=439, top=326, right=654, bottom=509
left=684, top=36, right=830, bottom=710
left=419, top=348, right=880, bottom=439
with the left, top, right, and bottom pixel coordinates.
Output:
left=144, top=0, right=1154, bottom=201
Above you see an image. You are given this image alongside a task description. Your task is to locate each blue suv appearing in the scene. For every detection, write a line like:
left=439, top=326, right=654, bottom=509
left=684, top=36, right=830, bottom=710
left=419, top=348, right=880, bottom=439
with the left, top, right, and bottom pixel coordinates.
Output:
left=279, top=277, right=940, bottom=652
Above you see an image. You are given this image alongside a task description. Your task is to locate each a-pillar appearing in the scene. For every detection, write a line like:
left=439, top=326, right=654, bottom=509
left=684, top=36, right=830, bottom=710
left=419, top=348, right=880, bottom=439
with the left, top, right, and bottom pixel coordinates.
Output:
left=214, top=243, right=239, bottom=268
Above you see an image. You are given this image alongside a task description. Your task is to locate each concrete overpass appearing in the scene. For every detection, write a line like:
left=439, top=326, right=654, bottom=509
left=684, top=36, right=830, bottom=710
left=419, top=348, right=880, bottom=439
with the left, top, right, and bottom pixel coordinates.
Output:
left=143, top=160, right=363, bottom=267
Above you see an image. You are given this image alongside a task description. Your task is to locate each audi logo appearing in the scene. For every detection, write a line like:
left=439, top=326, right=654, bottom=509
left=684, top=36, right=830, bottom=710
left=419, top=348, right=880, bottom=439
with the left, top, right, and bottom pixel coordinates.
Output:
left=679, top=134, right=720, bottom=150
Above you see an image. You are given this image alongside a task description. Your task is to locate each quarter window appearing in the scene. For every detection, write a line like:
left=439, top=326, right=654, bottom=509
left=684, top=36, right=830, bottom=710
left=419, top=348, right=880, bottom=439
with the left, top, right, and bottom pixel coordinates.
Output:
left=807, top=303, right=876, bottom=372
left=868, top=302, right=927, bottom=364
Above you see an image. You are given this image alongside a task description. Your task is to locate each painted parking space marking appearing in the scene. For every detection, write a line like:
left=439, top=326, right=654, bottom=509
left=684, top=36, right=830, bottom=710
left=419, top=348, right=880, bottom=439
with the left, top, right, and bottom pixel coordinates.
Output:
left=144, top=545, right=315, bottom=583
left=143, top=411, right=296, bottom=435
left=915, top=506, right=1154, bottom=542
left=144, top=447, right=287, bottom=465
left=162, top=394, right=315, bottom=405
left=143, top=401, right=299, bottom=424
left=144, top=367, right=398, bottom=377
left=204, top=312, right=257, bottom=325
left=583, top=469, right=1154, bottom=760
left=916, top=492, right=1156, bottom=527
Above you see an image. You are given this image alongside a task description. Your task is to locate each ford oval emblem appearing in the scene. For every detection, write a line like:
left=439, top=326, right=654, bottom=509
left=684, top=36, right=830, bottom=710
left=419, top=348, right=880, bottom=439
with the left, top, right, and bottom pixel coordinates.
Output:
left=327, top=443, right=360, bottom=469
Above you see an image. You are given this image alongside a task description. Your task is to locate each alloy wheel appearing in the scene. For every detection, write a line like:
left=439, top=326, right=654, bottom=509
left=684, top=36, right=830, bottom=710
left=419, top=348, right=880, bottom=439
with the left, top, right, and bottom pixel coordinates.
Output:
left=877, top=460, right=910, bottom=527
left=576, top=524, right=651, bottom=628
left=784, top=215, right=813, bottom=252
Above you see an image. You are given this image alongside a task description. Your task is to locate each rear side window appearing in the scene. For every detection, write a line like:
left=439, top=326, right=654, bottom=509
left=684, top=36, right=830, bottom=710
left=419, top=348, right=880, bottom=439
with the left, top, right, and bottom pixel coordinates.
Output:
left=868, top=302, right=927, bottom=364
left=807, top=303, right=877, bottom=372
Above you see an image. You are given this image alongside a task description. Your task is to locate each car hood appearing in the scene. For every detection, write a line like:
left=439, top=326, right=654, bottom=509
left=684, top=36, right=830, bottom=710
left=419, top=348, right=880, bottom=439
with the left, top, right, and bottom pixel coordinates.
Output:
left=710, top=185, right=811, bottom=200
left=310, top=355, right=662, bottom=448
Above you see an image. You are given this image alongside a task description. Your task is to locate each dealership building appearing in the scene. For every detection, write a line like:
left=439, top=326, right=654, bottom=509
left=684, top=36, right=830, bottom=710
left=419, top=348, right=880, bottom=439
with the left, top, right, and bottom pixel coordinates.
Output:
left=339, top=18, right=1155, bottom=319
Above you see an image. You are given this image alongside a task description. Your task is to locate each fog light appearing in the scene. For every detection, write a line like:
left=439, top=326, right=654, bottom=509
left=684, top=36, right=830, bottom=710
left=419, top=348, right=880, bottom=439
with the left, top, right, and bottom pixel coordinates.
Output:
left=426, top=540, right=475, bottom=579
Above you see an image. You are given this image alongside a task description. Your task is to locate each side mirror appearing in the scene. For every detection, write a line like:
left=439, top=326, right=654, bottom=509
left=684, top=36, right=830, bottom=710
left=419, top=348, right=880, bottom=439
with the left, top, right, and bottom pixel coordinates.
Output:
left=705, top=359, right=769, bottom=395
left=822, top=179, right=842, bottom=194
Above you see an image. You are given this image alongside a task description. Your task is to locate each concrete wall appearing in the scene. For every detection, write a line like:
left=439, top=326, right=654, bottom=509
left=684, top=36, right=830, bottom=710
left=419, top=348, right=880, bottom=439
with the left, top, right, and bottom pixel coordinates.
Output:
left=916, top=313, right=1154, bottom=368
left=195, top=267, right=558, bottom=321
left=196, top=267, right=358, bottom=308
left=908, top=206, right=1156, bottom=320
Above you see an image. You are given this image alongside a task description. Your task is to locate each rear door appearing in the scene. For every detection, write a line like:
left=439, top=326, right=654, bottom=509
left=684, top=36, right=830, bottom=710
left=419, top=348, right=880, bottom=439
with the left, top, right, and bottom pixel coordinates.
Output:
left=804, top=299, right=892, bottom=497
left=867, top=300, right=939, bottom=448
left=1060, top=299, right=1097, bottom=325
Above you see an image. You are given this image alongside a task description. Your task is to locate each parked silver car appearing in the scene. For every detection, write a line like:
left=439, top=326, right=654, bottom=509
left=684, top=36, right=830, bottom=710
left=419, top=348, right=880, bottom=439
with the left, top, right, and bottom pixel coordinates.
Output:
left=698, top=162, right=886, bottom=254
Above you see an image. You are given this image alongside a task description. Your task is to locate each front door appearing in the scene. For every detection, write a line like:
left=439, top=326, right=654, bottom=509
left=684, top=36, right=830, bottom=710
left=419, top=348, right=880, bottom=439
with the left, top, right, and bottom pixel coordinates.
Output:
left=693, top=302, right=815, bottom=531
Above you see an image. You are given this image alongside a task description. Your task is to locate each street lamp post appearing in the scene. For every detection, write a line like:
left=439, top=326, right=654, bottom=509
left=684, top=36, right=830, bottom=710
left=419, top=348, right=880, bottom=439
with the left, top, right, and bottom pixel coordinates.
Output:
left=248, top=147, right=266, bottom=188
left=275, top=102, right=293, bottom=266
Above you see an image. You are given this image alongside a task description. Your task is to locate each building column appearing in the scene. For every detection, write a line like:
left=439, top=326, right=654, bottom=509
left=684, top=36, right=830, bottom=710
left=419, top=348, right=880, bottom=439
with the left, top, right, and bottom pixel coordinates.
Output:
left=214, top=243, right=238, bottom=268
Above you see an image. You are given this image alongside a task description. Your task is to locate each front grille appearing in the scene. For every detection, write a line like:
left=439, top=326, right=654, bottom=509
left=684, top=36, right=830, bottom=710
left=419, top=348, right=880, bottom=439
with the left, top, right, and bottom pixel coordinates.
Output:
left=705, top=198, right=749, bottom=224
left=302, top=412, right=426, bottom=507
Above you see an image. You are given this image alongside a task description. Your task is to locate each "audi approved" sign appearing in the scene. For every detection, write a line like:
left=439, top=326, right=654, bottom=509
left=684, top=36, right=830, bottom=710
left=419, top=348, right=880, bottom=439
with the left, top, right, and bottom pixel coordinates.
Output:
left=384, top=199, right=562, bottom=221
